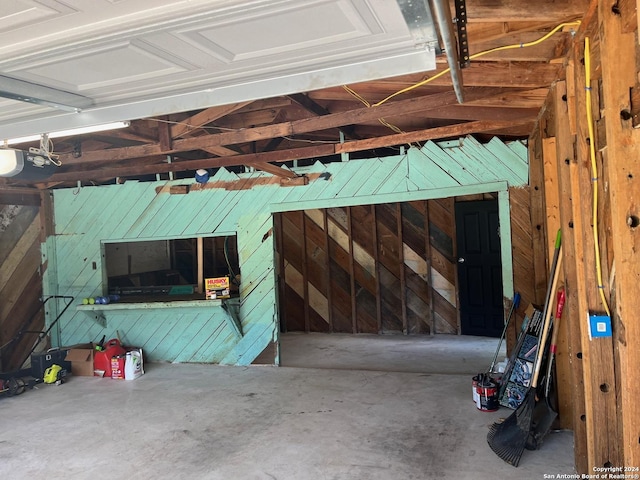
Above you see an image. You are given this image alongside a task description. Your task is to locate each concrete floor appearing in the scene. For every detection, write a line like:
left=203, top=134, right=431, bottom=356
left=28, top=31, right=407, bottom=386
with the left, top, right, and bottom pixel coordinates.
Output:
left=0, top=333, right=575, bottom=479
left=279, top=332, right=510, bottom=374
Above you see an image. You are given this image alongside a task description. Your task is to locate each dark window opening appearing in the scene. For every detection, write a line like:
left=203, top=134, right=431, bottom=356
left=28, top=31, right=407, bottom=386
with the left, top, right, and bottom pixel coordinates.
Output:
left=103, top=236, right=240, bottom=300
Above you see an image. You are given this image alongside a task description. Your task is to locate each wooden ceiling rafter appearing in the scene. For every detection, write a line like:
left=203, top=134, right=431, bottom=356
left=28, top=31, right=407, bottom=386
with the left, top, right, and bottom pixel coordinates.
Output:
left=53, top=87, right=510, bottom=167
left=169, top=101, right=254, bottom=139
left=0, top=1, right=589, bottom=191
left=23, top=118, right=530, bottom=186
left=462, top=0, right=588, bottom=22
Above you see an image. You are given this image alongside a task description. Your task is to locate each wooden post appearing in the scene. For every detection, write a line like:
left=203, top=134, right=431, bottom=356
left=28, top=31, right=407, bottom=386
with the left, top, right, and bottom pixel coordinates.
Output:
left=301, top=211, right=310, bottom=333
left=396, top=203, right=408, bottom=334
left=570, top=33, right=621, bottom=470
left=599, top=0, right=640, bottom=467
left=372, top=205, right=382, bottom=333
left=529, top=134, right=550, bottom=306
left=542, top=138, right=561, bottom=259
left=347, top=207, right=357, bottom=333
left=553, top=80, right=588, bottom=469
left=196, top=236, right=203, bottom=294
left=423, top=200, right=435, bottom=335
left=323, top=209, right=334, bottom=332
left=274, top=213, right=287, bottom=332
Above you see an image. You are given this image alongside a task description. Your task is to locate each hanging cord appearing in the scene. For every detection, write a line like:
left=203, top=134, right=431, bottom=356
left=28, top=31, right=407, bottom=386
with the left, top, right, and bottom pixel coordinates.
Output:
left=224, top=236, right=240, bottom=285
left=40, top=134, right=62, bottom=167
left=584, top=37, right=611, bottom=317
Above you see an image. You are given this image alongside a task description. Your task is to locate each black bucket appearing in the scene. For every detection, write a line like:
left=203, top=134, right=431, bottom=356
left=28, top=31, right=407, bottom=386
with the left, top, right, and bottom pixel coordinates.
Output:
left=476, top=376, right=499, bottom=412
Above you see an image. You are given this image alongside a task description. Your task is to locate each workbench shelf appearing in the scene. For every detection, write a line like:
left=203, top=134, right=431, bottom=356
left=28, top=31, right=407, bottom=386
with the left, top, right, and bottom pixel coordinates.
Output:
left=75, top=298, right=242, bottom=338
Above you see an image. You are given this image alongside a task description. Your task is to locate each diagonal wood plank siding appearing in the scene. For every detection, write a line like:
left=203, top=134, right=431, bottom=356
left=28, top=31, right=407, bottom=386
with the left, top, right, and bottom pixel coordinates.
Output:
left=46, top=136, right=529, bottom=364
left=0, top=204, right=43, bottom=371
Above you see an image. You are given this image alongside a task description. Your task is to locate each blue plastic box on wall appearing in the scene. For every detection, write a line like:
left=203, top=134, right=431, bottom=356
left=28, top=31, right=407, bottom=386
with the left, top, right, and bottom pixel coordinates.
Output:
left=588, top=313, right=612, bottom=338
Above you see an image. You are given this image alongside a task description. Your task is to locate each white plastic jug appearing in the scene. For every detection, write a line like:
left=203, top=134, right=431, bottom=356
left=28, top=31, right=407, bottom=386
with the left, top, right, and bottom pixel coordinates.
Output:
left=124, top=349, right=144, bottom=380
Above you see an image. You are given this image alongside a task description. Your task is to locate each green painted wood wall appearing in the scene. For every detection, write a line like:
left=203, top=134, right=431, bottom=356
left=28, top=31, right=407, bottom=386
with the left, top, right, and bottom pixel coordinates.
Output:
left=44, top=136, right=528, bottom=365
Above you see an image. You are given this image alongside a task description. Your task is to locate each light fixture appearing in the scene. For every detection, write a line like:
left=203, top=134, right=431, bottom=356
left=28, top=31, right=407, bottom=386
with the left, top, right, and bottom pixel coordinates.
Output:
left=0, top=149, right=24, bottom=176
left=3, top=121, right=130, bottom=145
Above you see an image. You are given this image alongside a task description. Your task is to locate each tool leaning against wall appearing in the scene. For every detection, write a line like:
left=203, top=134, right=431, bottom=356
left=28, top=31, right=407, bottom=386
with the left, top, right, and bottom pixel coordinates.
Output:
left=0, top=295, right=74, bottom=397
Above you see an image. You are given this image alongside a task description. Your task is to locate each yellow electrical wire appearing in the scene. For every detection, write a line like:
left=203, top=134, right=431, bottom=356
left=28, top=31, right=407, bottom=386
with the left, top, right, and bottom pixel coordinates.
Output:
left=584, top=36, right=611, bottom=317
left=343, top=85, right=407, bottom=135
left=342, top=85, right=371, bottom=107
left=343, top=20, right=583, bottom=148
left=370, top=20, right=582, bottom=107
left=342, top=20, right=613, bottom=316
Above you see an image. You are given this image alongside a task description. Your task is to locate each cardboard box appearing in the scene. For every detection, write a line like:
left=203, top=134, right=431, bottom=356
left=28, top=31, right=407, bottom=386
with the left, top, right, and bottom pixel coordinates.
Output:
left=205, top=277, right=230, bottom=299
left=64, top=343, right=95, bottom=376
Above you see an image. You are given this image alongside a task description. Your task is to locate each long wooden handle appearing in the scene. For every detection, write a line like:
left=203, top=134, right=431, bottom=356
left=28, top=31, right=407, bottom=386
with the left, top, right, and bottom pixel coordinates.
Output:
left=531, top=247, right=563, bottom=389
left=544, top=288, right=567, bottom=396
left=549, top=289, right=567, bottom=353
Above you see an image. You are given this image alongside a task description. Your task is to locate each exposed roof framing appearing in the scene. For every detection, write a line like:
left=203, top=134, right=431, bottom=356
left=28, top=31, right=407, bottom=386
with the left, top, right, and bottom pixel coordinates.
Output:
left=0, top=0, right=588, bottom=191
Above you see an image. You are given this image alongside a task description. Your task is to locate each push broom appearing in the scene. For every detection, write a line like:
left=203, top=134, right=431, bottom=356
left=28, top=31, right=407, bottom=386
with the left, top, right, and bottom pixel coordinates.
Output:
left=487, top=230, right=563, bottom=467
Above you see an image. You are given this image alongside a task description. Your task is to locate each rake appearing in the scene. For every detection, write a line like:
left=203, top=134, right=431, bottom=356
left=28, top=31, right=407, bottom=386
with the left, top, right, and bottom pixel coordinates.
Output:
left=487, top=230, right=562, bottom=467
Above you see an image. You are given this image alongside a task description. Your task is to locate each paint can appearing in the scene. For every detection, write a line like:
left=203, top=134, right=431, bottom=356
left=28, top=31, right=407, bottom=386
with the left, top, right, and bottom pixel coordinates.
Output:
left=472, top=374, right=481, bottom=405
left=476, top=376, right=499, bottom=412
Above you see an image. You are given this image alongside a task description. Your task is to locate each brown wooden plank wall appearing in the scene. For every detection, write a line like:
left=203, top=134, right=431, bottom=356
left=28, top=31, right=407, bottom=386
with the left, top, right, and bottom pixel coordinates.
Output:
left=0, top=204, right=44, bottom=371
left=277, top=199, right=465, bottom=335
left=426, top=198, right=458, bottom=334
left=277, top=191, right=535, bottom=338
left=506, top=185, right=537, bottom=348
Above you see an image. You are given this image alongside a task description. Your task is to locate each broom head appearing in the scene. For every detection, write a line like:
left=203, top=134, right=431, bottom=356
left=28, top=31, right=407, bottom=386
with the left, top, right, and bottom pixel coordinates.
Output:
left=487, top=388, right=536, bottom=467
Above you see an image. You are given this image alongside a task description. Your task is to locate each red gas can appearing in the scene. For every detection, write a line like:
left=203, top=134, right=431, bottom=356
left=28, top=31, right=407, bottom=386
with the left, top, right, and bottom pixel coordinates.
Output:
left=93, top=339, right=126, bottom=377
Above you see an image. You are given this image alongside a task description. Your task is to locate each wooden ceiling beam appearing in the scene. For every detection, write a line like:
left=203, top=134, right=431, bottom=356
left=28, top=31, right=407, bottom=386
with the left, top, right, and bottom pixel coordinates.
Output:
left=57, top=87, right=510, bottom=165
left=357, top=62, right=561, bottom=89
left=469, top=32, right=572, bottom=62
left=0, top=186, right=42, bottom=205
left=233, top=97, right=293, bottom=114
left=202, top=146, right=242, bottom=157
left=288, top=93, right=331, bottom=116
left=288, top=92, right=359, bottom=139
left=397, top=105, right=540, bottom=123
left=466, top=21, right=562, bottom=44
left=44, top=119, right=529, bottom=183
left=170, top=101, right=253, bottom=138
left=462, top=0, right=588, bottom=22
left=158, top=115, right=172, bottom=151
left=334, top=119, right=533, bottom=153
left=464, top=87, right=549, bottom=108
left=213, top=109, right=282, bottom=129
left=427, top=62, right=563, bottom=87
left=248, top=162, right=298, bottom=179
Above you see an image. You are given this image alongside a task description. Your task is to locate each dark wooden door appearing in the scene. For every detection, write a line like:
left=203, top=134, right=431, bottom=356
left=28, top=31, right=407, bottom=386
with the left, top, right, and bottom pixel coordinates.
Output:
left=455, top=199, right=504, bottom=337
